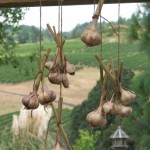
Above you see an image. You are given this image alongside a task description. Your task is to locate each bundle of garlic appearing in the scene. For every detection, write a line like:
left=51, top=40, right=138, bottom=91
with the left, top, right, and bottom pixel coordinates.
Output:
left=22, top=86, right=56, bottom=109
left=90, top=56, right=137, bottom=128
left=22, top=49, right=57, bottom=109
left=102, top=88, right=135, bottom=117
left=46, top=25, right=76, bottom=88
left=102, top=63, right=136, bottom=117
left=103, top=99, right=133, bottom=117
left=46, top=51, right=75, bottom=88
left=81, top=0, right=104, bottom=47
left=86, top=63, right=110, bottom=127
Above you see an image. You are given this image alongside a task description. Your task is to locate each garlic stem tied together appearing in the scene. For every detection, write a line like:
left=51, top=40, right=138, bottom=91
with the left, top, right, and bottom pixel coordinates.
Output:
left=33, top=49, right=50, bottom=92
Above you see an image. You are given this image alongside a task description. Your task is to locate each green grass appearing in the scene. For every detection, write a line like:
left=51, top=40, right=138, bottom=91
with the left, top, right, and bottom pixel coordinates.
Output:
left=0, top=38, right=149, bottom=83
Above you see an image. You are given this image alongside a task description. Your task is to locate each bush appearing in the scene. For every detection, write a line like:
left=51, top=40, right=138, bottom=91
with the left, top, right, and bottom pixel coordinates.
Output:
left=73, top=130, right=100, bottom=150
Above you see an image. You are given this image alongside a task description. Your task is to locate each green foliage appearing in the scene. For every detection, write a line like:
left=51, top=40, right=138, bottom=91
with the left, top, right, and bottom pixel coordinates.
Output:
left=121, top=4, right=150, bottom=149
left=0, top=8, right=26, bottom=64
left=70, top=23, right=90, bottom=38
left=122, top=71, right=150, bottom=149
left=73, top=130, right=100, bottom=150
left=128, top=14, right=141, bottom=42
left=140, top=4, right=150, bottom=57
left=17, top=25, right=30, bottom=44
left=17, top=25, right=41, bottom=44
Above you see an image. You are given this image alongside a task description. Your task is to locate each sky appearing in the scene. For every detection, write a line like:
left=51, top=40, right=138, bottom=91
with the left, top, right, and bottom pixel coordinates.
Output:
left=19, top=3, right=141, bottom=32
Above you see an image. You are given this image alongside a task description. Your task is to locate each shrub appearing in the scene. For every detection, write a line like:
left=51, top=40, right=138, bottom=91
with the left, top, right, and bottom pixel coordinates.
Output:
left=73, top=130, right=100, bottom=150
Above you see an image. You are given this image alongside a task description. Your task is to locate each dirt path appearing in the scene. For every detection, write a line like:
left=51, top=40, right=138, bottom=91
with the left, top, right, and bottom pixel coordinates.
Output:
left=0, top=67, right=100, bottom=115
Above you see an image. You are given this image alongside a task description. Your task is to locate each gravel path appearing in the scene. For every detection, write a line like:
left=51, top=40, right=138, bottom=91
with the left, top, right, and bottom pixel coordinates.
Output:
left=0, top=67, right=100, bottom=115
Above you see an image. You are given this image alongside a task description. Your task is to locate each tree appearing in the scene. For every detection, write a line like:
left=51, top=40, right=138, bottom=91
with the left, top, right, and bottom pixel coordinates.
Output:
left=140, top=3, right=150, bottom=56
left=30, top=26, right=40, bottom=43
left=122, top=3, right=150, bottom=149
left=128, top=14, right=141, bottom=42
left=17, top=25, right=29, bottom=44
left=0, top=8, right=26, bottom=64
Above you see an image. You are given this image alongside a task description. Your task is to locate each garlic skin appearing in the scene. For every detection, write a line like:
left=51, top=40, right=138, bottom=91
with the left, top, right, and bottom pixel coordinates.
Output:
left=86, top=107, right=107, bottom=127
left=38, top=87, right=56, bottom=105
left=66, top=61, right=76, bottom=75
left=81, top=25, right=101, bottom=47
left=22, top=92, right=39, bottom=109
left=45, top=61, right=54, bottom=70
left=120, top=88, right=136, bottom=105
left=103, top=101, right=113, bottom=114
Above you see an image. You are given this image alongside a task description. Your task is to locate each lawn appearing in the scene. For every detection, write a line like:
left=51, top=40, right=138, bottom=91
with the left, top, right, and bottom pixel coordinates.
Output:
left=0, top=38, right=148, bottom=83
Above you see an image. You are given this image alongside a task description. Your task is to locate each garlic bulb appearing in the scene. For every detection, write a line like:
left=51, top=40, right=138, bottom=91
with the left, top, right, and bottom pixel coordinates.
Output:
left=62, top=73, right=69, bottom=88
left=48, top=71, right=62, bottom=85
left=118, top=105, right=132, bottom=117
left=53, top=138, right=61, bottom=150
left=103, top=101, right=113, bottom=114
left=45, top=61, right=54, bottom=70
left=66, top=61, right=75, bottom=75
left=81, top=25, right=101, bottom=47
left=80, top=0, right=103, bottom=47
left=22, top=91, right=39, bottom=109
left=120, top=88, right=136, bottom=105
left=109, top=103, right=132, bottom=117
left=38, top=87, right=56, bottom=105
left=86, top=107, right=107, bottom=127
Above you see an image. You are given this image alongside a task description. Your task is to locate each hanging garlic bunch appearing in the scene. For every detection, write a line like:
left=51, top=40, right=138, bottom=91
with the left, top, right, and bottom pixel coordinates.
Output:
left=103, top=86, right=135, bottom=117
left=21, top=49, right=57, bottom=109
left=47, top=51, right=70, bottom=88
left=95, top=57, right=136, bottom=119
left=86, top=64, right=111, bottom=127
left=103, top=101, right=132, bottom=117
left=45, top=32, right=75, bottom=88
left=22, top=91, right=39, bottom=109
left=81, top=0, right=104, bottom=47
